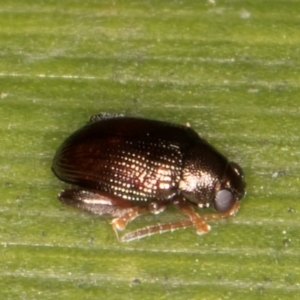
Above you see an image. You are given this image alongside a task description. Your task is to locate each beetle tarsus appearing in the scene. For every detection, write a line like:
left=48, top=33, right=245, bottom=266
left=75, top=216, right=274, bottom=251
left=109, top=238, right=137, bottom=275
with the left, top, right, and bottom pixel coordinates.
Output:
left=120, top=219, right=194, bottom=242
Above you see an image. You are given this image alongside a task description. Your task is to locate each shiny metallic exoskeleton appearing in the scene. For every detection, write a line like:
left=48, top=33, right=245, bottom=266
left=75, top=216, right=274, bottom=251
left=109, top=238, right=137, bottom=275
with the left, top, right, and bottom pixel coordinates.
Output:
left=52, top=113, right=246, bottom=241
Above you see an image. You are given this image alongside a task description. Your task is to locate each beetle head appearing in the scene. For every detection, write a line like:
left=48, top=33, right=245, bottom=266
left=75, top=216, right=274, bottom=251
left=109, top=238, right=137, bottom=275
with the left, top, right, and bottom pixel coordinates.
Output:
left=212, top=161, right=246, bottom=212
left=180, top=154, right=246, bottom=213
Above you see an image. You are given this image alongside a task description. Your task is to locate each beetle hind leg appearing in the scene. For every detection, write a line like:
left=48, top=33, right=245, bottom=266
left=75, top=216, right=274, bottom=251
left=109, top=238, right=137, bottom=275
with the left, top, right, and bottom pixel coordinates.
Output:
left=58, top=189, right=168, bottom=241
left=111, top=201, right=168, bottom=241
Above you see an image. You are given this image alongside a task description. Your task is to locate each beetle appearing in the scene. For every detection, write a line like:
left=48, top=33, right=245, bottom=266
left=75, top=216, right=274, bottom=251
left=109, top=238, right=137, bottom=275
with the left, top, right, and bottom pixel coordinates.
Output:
left=52, top=113, right=246, bottom=242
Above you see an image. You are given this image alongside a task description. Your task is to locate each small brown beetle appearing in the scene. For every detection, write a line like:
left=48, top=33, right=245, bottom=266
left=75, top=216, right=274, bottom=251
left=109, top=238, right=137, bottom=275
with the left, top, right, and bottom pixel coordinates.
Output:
left=52, top=113, right=246, bottom=242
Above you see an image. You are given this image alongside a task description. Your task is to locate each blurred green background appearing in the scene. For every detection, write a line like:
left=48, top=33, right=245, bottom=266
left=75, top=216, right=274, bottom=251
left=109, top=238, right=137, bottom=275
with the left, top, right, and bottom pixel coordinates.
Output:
left=1, top=0, right=299, bottom=299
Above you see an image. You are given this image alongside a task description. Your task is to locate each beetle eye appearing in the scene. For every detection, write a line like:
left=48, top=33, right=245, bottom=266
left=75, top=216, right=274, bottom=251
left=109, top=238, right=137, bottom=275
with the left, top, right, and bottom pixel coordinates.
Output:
left=214, top=190, right=234, bottom=212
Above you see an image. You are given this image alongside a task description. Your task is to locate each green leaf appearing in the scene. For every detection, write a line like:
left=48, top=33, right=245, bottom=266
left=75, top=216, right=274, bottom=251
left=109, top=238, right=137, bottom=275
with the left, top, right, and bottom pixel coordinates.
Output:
left=1, top=0, right=299, bottom=299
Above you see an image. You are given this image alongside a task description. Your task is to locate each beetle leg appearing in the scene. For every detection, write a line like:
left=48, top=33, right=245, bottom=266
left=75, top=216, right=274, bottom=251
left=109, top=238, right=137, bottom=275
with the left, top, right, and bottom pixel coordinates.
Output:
left=173, top=198, right=211, bottom=235
left=202, top=200, right=240, bottom=221
left=111, top=207, right=147, bottom=231
left=120, top=198, right=200, bottom=242
left=120, top=201, right=241, bottom=242
left=120, top=219, right=194, bottom=242
left=111, top=201, right=167, bottom=241
left=58, top=188, right=136, bottom=217
left=59, top=189, right=169, bottom=241
left=120, top=198, right=211, bottom=242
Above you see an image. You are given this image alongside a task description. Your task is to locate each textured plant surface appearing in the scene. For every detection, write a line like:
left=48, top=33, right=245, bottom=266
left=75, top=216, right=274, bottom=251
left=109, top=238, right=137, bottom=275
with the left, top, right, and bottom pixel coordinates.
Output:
left=1, top=1, right=299, bottom=299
